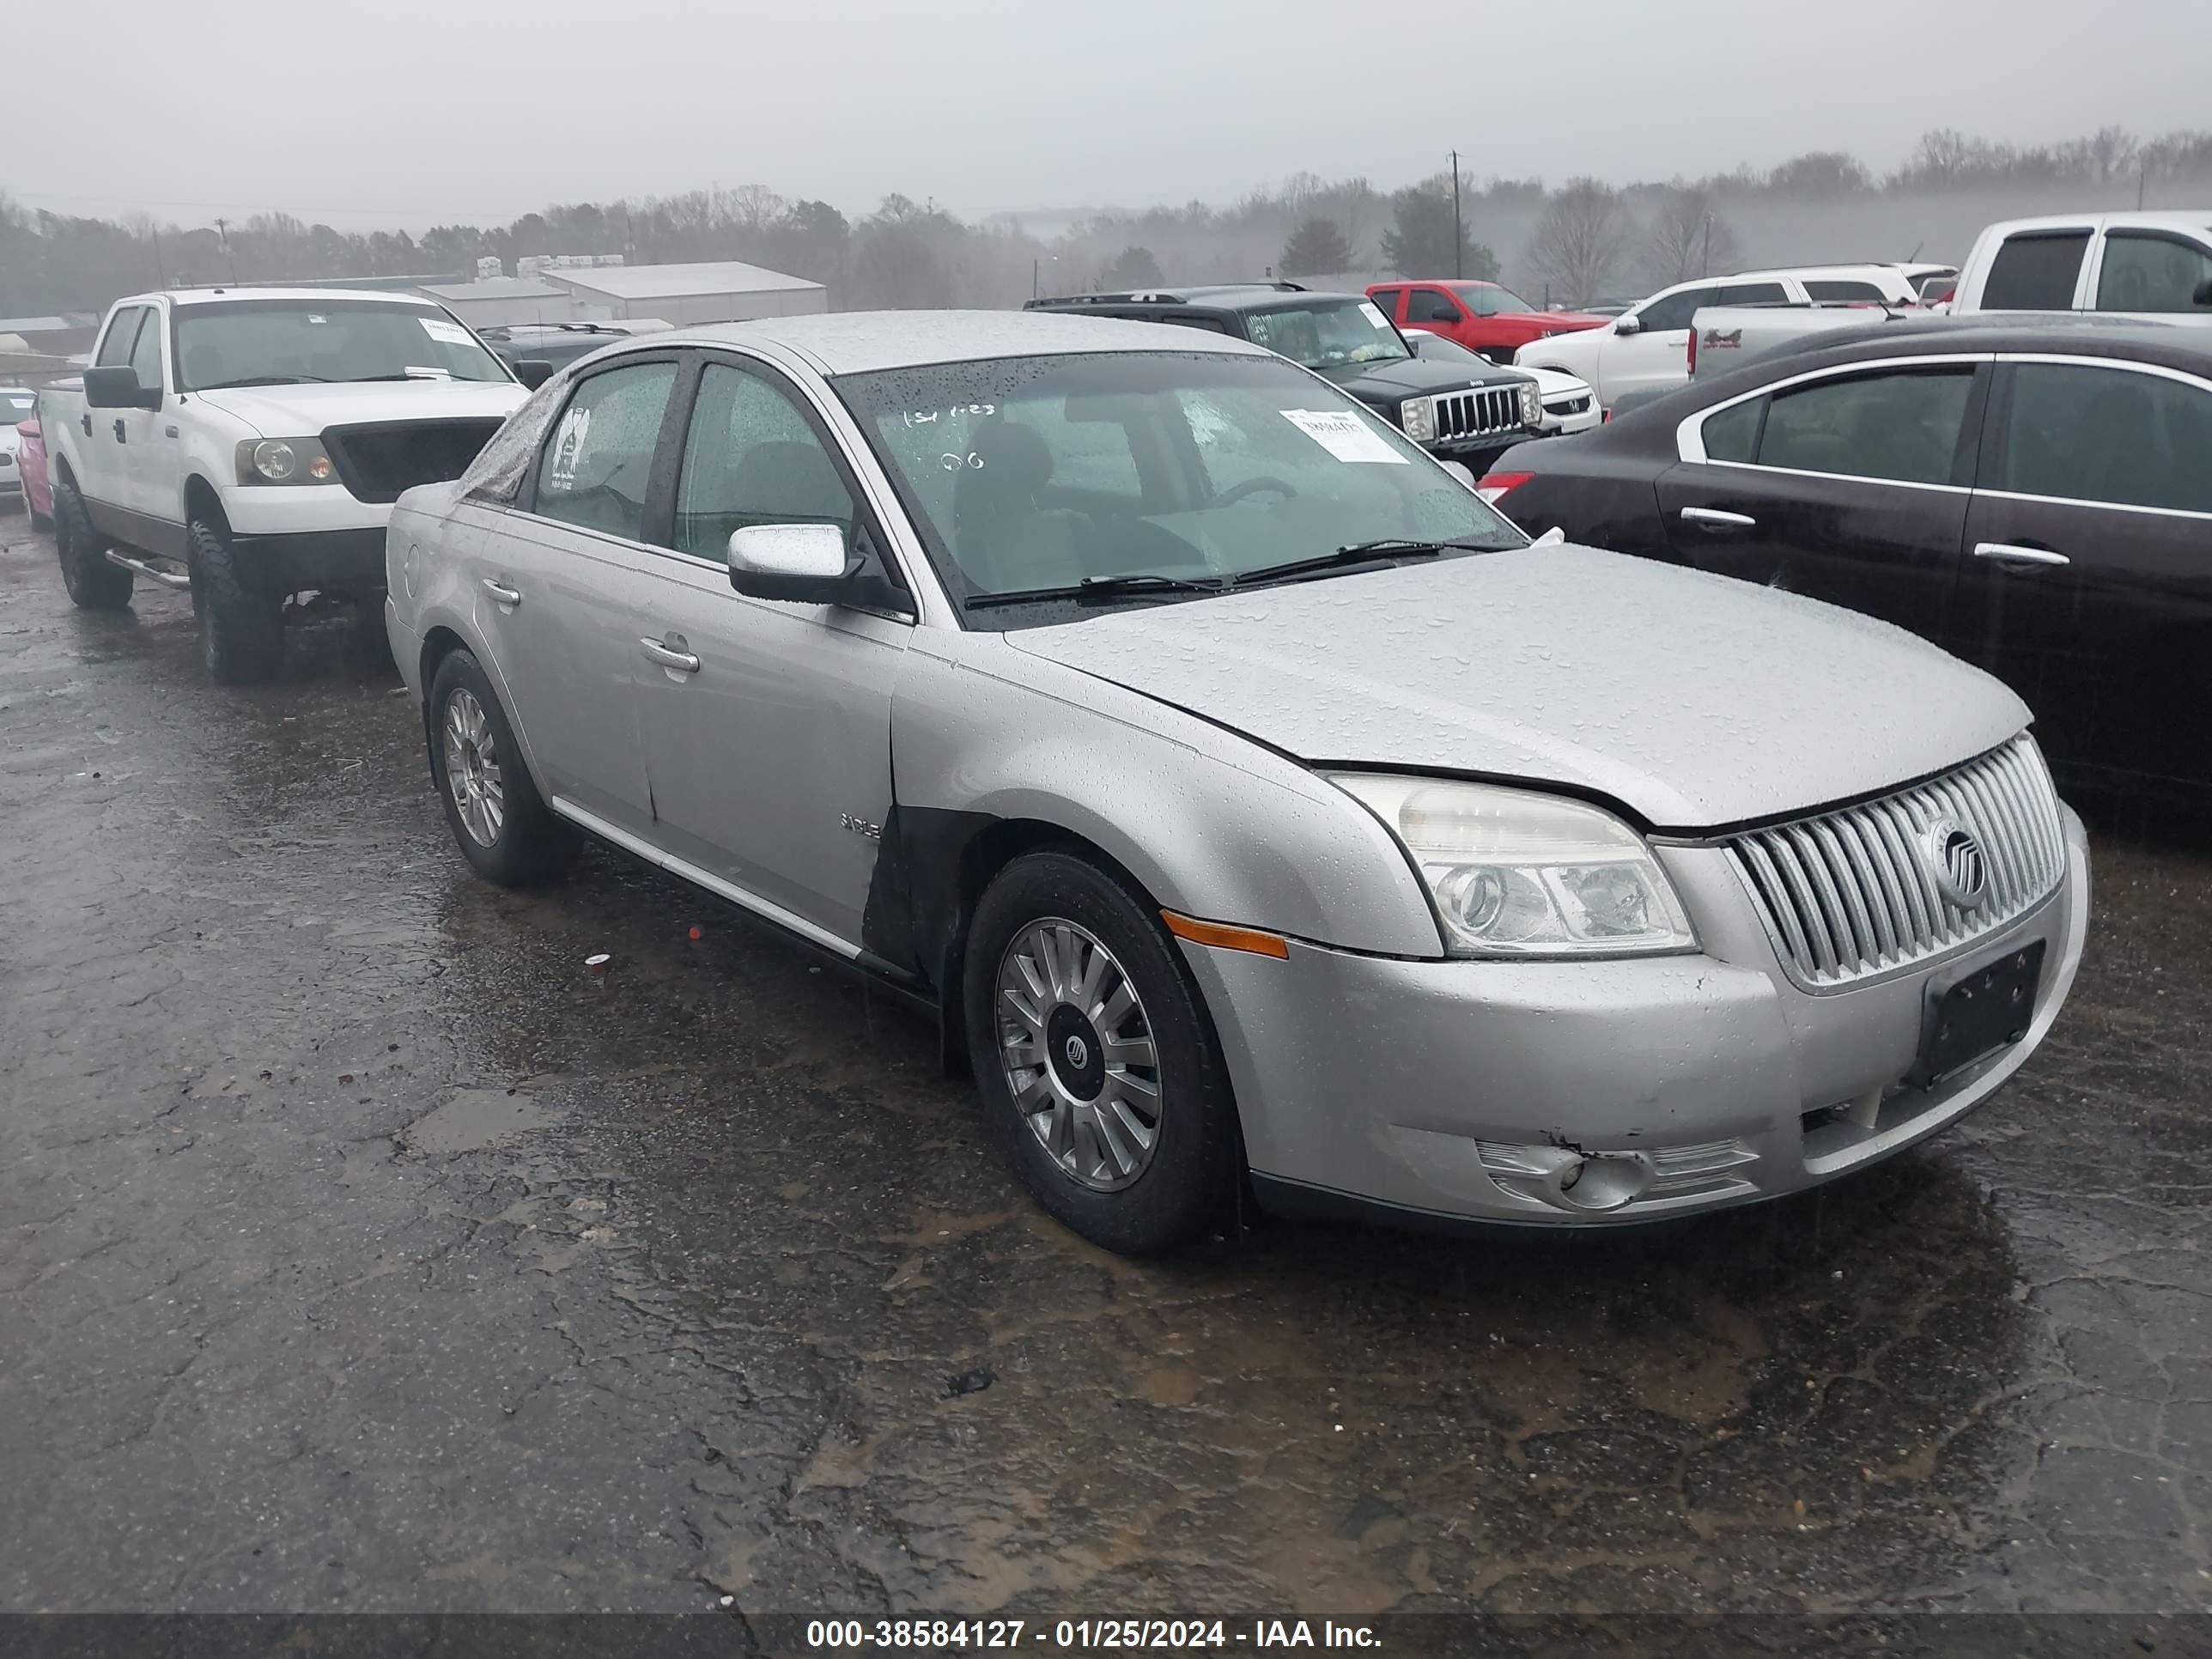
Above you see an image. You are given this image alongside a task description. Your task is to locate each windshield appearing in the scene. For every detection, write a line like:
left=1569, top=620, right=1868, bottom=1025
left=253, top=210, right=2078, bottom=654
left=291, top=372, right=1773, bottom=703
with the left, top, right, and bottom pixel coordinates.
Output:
left=1461, top=284, right=1537, bottom=317
left=1243, top=299, right=1409, bottom=369
left=173, top=300, right=512, bottom=391
left=835, top=350, right=1523, bottom=621
left=1, top=391, right=33, bottom=423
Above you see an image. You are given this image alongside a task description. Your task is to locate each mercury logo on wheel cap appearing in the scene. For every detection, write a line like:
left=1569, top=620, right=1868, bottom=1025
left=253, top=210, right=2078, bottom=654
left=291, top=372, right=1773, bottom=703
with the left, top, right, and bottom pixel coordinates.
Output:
left=1922, top=816, right=1990, bottom=909
left=1064, top=1035, right=1091, bottom=1070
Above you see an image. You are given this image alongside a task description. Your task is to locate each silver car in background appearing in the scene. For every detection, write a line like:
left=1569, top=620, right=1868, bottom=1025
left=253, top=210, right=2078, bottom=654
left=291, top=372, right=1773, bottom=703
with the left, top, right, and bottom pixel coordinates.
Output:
left=384, top=311, right=2088, bottom=1255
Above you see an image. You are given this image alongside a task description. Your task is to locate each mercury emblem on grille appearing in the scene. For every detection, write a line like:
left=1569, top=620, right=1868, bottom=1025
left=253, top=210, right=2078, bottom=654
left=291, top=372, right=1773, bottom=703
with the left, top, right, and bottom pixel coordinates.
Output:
left=1922, top=816, right=1990, bottom=909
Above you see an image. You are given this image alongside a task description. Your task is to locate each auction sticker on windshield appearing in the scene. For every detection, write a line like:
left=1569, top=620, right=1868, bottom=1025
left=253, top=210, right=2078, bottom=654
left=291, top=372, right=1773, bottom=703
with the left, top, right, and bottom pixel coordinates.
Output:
left=420, top=318, right=475, bottom=347
left=1281, top=408, right=1407, bottom=464
left=1358, top=301, right=1390, bottom=326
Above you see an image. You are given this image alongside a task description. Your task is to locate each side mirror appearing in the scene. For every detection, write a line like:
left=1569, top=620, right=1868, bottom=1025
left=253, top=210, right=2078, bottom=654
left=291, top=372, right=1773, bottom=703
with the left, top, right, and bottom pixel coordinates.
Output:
left=1437, top=460, right=1477, bottom=489
left=85, top=365, right=160, bottom=410
left=2194, top=277, right=2212, bottom=308
left=1612, top=313, right=1642, bottom=337
left=728, top=522, right=907, bottom=612
left=513, top=359, right=554, bottom=390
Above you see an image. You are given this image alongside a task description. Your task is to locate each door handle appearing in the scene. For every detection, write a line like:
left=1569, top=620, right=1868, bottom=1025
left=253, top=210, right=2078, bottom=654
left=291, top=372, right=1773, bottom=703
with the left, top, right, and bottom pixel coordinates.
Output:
left=1680, top=506, right=1757, bottom=530
left=480, top=578, right=522, bottom=606
left=113, top=419, right=127, bottom=443
left=1973, top=541, right=2069, bottom=570
left=81, top=413, right=92, bottom=436
left=165, top=425, right=179, bottom=439
left=639, top=638, right=702, bottom=674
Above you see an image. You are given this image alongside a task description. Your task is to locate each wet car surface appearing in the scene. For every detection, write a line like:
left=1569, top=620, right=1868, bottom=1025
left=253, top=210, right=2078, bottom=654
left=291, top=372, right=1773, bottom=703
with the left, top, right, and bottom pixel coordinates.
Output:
left=1, top=515, right=2208, bottom=1623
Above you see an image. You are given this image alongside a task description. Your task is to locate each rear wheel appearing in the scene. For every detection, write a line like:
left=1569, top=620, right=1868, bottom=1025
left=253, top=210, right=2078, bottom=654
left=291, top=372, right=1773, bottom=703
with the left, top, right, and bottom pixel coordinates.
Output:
left=963, top=851, right=1242, bottom=1255
left=428, top=647, right=563, bottom=886
left=52, top=479, right=134, bottom=610
left=191, top=516, right=284, bottom=684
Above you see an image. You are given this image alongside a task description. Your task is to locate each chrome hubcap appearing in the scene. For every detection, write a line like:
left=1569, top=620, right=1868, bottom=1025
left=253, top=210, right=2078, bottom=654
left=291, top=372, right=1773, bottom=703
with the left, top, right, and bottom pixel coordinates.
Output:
left=441, top=689, right=505, bottom=848
left=995, top=919, right=1162, bottom=1192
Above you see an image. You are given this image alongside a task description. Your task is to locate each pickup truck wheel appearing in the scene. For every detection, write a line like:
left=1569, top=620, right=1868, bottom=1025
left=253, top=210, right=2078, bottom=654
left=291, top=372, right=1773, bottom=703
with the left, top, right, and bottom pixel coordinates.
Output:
left=963, top=852, right=1242, bottom=1256
left=428, top=648, right=562, bottom=886
left=53, top=480, right=134, bottom=611
left=190, top=518, right=284, bottom=684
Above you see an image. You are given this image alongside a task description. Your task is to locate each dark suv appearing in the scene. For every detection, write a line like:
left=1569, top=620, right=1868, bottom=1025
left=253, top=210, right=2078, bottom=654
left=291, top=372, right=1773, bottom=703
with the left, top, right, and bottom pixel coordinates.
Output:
left=1025, top=283, right=1542, bottom=463
left=475, top=322, right=637, bottom=374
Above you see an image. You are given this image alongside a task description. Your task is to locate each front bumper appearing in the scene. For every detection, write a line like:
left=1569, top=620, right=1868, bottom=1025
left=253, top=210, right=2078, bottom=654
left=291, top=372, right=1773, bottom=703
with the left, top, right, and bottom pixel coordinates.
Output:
left=228, top=528, right=386, bottom=597
left=1184, top=807, right=2089, bottom=1230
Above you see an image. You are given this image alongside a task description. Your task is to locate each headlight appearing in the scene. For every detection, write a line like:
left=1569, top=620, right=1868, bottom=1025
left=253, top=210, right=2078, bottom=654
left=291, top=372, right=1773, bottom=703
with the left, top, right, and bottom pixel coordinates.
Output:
left=1397, top=394, right=1435, bottom=444
left=1517, top=382, right=1542, bottom=428
left=1328, top=774, right=1697, bottom=957
left=235, top=437, right=338, bottom=486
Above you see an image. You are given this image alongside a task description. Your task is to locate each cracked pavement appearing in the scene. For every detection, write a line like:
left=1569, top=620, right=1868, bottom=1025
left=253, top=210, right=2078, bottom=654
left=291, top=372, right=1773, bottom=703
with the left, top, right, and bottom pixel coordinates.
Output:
left=2, top=513, right=2208, bottom=1620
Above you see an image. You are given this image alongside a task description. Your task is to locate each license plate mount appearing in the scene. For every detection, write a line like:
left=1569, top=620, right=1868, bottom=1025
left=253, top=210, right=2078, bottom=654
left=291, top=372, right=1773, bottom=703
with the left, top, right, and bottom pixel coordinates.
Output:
left=1911, top=939, right=2046, bottom=1087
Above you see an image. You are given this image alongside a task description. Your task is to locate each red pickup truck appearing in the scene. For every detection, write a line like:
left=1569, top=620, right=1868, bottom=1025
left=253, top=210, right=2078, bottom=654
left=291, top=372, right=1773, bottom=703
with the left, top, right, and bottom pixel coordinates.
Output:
left=1366, top=281, right=1610, bottom=364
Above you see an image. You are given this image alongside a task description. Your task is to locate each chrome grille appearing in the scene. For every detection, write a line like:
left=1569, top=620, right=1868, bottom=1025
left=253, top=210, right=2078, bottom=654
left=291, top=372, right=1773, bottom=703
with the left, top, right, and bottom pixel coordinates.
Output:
left=1430, top=386, right=1521, bottom=442
left=1725, top=737, right=2066, bottom=989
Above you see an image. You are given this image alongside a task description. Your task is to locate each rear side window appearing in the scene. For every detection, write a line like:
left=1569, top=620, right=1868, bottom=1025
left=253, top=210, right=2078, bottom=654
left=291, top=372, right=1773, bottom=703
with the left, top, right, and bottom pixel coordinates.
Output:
left=1700, top=398, right=1765, bottom=463
left=1716, top=282, right=1790, bottom=307
left=459, top=372, right=569, bottom=505
left=1997, top=362, right=2212, bottom=513
left=96, top=307, right=146, bottom=368
left=1804, top=281, right=1886, bottom=303
left=1637, top=285, right=1721, bottom=333
left=533, top=360, right=678, bottom=541
left=1407, top=289, right=1462, bottom=325
left=2094, top=232, right=2212, bottom=313
left=1753, top=368, right=1976, bottom=485
left=1981, top=231, right=2090, bottom=309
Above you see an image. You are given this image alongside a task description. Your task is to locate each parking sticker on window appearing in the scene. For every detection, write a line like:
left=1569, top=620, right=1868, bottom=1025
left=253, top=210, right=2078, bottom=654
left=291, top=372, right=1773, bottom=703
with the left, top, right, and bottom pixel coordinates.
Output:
left=1280, top=408, right=1407, bottom=464
left=420, top=318, right=473, bottom=346
left=1358, top=301, right=1389, bottom=327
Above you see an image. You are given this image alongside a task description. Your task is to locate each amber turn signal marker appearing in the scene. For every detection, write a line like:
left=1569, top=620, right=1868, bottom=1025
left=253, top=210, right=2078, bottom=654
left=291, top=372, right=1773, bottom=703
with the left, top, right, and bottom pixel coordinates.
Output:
left=1160, top=909, right=1290, bottom=959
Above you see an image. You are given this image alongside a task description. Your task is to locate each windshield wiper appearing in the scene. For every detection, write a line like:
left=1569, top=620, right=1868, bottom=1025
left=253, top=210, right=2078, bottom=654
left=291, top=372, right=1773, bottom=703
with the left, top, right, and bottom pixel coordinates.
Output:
left=964, top=572, right=1230, bottom=611
left=1231, top=538, right=1498, bottom=589
left=194, top=374, right=335, bottom=388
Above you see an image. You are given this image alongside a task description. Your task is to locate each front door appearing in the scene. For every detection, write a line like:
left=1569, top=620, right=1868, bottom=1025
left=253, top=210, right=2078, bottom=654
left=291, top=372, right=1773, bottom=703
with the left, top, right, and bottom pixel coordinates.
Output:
left=77, top=306, right=148, bottom=532
left=122, top=303, right=183, bottom=549
left=473, top=355, right=684, bottom=836
left=1947, top=357, right=2212, bottom=793
left=1657, top=361, right=1986, bottom=641
left=628, top=356, right=911, bottom=948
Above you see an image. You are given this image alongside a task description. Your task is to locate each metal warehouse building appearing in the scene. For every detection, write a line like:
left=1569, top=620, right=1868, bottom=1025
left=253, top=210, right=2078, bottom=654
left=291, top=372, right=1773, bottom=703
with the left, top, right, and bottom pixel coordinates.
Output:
left=412, top=277, right=578, bottom=331
left=543, top=260, right=829, bottom=326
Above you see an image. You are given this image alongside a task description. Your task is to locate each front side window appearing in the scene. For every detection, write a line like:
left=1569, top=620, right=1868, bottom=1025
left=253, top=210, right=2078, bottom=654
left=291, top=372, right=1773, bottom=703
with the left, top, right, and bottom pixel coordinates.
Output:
left=1406, top=289, right=1462, bottom=325
left=1753, top=368, right=1975, bottom=485
left=1997, top=362, right=2212, bottom=513
left=173, top=299, right=512, bottom=391
left=1243, top=298, right=1411, bottom=368
left=1804, top=280, right=1887, bottom=303
left=127, top=310, right=165, bottom=391
left=95, top=307, right=146, bottom=368
left=673, top=362, right=858, bottom=558
left=533, top=360, right=678, bottom=541
left=2094, top=232, right=2212, bottom=313
left=1637, top=285, right=1720, bottom=334
left=1459, top=284, right=1535, bottom=318
left=1368, top=287, right=1404, bottom=318
left=835, top=350, right=1522, bottom=618
left=1717, top=281, right=1790, bottom=308
left=1982, top=231, right=2090, bottom=310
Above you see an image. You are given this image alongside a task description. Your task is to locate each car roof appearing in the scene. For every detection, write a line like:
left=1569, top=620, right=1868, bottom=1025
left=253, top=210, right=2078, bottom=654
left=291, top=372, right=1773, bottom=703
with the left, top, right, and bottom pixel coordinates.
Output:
left=1776, top=313, right=2206, bottom=361
left=1029, top=283, right=1370, bottom=315
left=646, top=308, right=1273, bottom=374
left=1975, top=210, right=2212, bottom=237
left=118, top=287, right=443, bottom=309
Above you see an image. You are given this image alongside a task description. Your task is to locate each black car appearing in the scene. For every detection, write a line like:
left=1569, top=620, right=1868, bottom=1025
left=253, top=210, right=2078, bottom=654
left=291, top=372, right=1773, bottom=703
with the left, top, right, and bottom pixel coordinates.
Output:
left=1025, top=283, right=1542, bottom=464
left=1482, top=318, right=2212, bottom=799
left=475, top=321, right=636, bottom=374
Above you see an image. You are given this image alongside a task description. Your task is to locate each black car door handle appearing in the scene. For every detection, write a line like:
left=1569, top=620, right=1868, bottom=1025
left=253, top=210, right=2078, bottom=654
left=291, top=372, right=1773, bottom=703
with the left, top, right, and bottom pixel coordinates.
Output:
left=113, top=420, right=127, bottom=443
left=1973, top=541, right=2069, bottom=570
left=1680, top=506, right=1756, bottom=530
left=81, top=413, right=92, bottom=436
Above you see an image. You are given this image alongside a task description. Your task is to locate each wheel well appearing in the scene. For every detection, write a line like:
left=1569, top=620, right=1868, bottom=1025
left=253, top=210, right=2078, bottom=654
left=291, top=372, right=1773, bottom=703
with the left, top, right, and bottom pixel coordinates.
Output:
left=417, top=626, right=470, bottom=745
left=184, top=475, right=225, bottom=529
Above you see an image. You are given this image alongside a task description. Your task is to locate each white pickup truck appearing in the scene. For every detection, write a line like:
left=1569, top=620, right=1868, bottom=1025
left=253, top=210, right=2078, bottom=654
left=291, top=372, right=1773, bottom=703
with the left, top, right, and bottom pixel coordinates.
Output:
left=44, top=287, right=540, bottom=682
left=1948, top=210, right=2212, bottom=322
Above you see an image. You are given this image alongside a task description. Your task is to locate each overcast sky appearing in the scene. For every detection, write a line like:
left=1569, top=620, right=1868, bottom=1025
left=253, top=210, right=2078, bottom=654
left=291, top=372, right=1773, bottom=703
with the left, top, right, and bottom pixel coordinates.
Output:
left=13, top=0, right=2212, bottom=234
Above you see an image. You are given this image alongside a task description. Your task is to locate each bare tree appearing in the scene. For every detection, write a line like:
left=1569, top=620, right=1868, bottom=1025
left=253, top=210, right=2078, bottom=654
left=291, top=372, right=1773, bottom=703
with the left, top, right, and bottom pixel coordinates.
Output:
left=1640, top=187, right=1742, bottom=285
left=1529, top=179, right=1630, bottom=307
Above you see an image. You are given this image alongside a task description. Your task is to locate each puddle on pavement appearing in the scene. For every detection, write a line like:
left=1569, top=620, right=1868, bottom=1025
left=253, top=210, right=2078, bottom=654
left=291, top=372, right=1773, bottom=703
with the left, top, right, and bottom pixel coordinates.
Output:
left=399, top=1085, right=574, bottom=1155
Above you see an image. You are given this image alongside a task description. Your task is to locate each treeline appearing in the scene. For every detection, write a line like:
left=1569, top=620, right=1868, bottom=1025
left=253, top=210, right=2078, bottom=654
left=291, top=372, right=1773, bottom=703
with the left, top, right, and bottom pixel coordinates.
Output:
left=5, top=125, right=2211, bottom=319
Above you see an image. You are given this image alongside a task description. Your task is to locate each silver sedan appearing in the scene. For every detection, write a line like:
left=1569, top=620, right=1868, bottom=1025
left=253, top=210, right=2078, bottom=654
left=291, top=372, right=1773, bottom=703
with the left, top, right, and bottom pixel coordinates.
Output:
left=384, top=310, right=2088, bottom=1255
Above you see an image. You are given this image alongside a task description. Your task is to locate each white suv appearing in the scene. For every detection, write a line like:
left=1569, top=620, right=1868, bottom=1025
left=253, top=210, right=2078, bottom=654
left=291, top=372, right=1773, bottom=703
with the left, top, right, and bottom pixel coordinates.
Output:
left=1514, top=265, right=1923, bottom=410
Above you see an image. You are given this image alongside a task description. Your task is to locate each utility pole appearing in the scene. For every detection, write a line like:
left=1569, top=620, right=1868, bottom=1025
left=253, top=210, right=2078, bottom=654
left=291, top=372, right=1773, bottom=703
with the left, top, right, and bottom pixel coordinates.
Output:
left=2138, top=162, right=2148, bottom=210
left=1701, top=214, right=1711, bottom=278
left=1449, top=149, right=1463, bottom=280
left=214, top=217, right=238, bottom=283
left=150, top=222, right=167, bottom=287
left=1032, top=257, right=1039, bottom=300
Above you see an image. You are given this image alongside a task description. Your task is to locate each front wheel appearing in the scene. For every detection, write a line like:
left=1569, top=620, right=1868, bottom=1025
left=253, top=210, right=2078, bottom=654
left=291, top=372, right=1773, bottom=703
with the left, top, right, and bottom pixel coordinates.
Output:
left=53, top=479, right=134, bottom=610
left=428, top=647, right=563, bottom=886
left=191, top=517, right=283, bottom=684
left=963, top=851, right=1242, bottom=1255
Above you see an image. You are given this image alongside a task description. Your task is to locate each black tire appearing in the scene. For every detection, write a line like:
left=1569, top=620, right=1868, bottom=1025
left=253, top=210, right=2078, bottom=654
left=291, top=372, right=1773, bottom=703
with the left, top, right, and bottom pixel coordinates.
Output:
left=963, top=851, right=1242, bottom=1255
left=52, top=479, right=134, bottom=610
left=191, top=517, right=284, bottom=684
left=428, top=647, right=563, bottom=886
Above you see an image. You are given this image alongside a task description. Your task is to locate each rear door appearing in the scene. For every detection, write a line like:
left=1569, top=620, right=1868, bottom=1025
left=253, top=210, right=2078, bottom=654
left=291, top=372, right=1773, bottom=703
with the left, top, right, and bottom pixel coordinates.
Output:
left=1948, top=356, right=2212, bottom=791
left=1656, top=356, right=1989, bottom=641
left=477, top=353, right=685, bottom=836
left=1402, top=286, right=1469, bottom=349
left=627, top=353, right=912, bottom=948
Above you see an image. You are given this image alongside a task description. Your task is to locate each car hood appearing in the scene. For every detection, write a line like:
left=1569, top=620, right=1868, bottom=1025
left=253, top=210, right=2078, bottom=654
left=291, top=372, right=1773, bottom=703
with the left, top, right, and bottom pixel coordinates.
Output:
left=1313, top=355, right=1529, bottom=399
left=188, top=380, right=529, bottom=436
left=1001, top=545, right=2030, bottom=830
left=1516, top=311, right=1612, bottom=333
left=1523, top=366, right=1591, bottom=398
